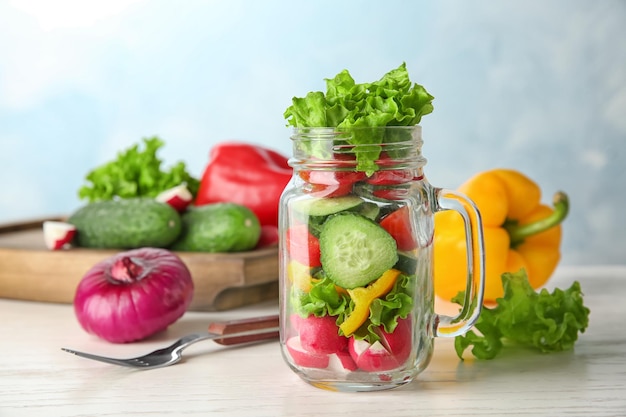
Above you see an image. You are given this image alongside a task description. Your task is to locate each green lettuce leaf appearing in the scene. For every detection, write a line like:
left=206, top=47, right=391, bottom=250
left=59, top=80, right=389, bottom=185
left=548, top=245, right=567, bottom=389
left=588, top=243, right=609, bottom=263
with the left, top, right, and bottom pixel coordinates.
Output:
left=292, top=271, right=414, bottom=345
left=78, top=137, right=199, bottom=202
left=351, top=272, right=414, bottom=344
left=292, top=275, right=349, bottom=318
left=283, top=63, right=434, bottom=174
left=454, top=269, right=591, bottom=360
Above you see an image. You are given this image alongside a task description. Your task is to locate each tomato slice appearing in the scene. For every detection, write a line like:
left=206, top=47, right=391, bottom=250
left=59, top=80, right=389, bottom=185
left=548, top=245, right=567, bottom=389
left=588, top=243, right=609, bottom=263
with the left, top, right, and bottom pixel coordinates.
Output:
left=299, top=170, right=366, bottom=198
left=379, top=206, right=417, bottom=251
left=285, top=224, right=322, bottom=267
left=366, top=169, right=414, bottom=186
left=367, top=153, right=422, bottom=186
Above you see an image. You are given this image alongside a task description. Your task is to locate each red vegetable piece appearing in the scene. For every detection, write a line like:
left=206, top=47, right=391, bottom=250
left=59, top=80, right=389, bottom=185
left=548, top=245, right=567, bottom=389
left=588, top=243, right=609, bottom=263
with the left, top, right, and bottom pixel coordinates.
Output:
left=348, top=318, right=412, bottom=372
left=285, top=224, right=321, bottom=267
left=73, top=248, right=194, bottom=343
left=286, top=336, right=330, bottom=369
left=366, top=169, right=415, bottom=186
left=328, top=351, right=359, bottom=372
left=292, top=314, right=348, bottom=354
left=43, top=221, right=76, bottom=250
left=155, top=183, right=193, bottom=212
left=299, top=170, right=366, bottom=198
left=255, top=225, right=279, bottom=248
left=379, top=206, right=417, bottom=251
left=195, top=142, right=292, bottom=227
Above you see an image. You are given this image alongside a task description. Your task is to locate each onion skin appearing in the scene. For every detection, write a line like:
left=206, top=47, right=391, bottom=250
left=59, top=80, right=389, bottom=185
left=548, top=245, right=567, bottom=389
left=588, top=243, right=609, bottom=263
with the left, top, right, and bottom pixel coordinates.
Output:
left=74, top=248, right=194, bottom=343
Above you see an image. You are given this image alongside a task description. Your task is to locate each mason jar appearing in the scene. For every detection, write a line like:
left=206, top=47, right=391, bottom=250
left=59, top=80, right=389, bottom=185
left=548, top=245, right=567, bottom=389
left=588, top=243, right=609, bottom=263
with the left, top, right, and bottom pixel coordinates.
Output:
left=278, top=126, right=485, bottom=392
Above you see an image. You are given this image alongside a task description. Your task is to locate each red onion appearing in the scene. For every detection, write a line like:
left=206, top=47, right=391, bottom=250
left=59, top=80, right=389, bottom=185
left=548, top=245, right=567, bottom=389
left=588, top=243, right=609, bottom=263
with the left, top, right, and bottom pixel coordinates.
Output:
left=74, top=248, right=194, bottom=343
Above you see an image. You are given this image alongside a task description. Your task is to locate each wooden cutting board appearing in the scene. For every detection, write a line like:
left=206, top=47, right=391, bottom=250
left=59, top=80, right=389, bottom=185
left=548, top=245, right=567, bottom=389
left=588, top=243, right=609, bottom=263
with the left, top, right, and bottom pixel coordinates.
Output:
left=0, top=218, right=279, bottom=311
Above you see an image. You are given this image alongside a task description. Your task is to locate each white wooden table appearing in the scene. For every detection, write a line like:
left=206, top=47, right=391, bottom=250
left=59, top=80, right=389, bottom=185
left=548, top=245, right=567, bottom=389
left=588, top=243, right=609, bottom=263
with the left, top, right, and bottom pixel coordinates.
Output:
left=1, top=266, right=625, bottom=417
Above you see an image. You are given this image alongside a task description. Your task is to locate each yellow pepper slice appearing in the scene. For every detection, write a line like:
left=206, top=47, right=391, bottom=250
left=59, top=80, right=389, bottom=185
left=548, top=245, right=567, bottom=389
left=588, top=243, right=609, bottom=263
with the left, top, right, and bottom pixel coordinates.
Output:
left=287, top=260, right=348, bottom=296
left=434, top=169, right=569, bottom=304
left=287, top=260, right=319, bottom=292
left=339, top=268, right=401, bottom=336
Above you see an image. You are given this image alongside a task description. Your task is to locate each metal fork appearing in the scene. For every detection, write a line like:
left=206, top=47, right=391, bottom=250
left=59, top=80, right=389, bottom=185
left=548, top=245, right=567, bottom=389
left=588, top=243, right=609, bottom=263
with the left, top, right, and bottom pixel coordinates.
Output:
left=62, top=314, right=279, bottom=369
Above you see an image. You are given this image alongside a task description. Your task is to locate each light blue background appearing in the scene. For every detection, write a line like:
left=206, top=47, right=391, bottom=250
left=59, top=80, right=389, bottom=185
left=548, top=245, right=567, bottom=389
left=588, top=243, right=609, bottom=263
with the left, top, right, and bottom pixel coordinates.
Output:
left=1, top=0, right=624, bottom=265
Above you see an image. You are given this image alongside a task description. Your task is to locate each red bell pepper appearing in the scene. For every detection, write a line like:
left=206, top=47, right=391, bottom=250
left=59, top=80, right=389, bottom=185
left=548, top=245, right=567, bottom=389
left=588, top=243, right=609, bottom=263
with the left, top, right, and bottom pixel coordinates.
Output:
left=195, top=142, right=292, bottom=227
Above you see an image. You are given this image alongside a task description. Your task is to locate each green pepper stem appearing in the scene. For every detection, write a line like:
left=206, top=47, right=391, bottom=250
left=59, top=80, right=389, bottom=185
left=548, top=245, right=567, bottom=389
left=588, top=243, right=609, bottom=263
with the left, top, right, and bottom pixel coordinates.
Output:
left=506, top=191, right=569, bottom=247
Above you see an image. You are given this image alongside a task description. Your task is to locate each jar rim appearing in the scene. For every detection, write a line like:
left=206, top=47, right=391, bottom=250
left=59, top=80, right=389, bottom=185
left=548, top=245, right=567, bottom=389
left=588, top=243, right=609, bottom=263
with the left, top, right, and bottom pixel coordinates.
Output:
left=289, top=125, right=426, bottom=171
left=290, top=125, right=423, bottom=144
left=291, top=125, right=422, bottom=133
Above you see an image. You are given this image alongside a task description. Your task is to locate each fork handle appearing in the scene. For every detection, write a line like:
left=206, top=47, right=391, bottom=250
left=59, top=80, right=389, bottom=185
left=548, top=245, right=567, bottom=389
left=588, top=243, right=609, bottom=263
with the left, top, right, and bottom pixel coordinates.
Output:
left=208, top=315, right=280, bottom=346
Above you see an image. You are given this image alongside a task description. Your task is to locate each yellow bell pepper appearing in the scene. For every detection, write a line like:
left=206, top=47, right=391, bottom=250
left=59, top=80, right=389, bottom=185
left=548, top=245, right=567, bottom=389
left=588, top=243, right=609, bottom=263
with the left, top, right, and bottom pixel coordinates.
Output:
left=287, top=260, right=319, bottom=292
left=287, top=260, right=348, bottom=295
left=339, top=268, right=400, bottom=336
left=434, top=169, right=569, bottom=304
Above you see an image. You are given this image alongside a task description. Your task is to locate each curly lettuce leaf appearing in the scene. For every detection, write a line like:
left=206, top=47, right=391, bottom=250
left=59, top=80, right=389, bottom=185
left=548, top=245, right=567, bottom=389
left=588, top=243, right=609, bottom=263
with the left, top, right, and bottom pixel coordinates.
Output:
left=287, top=92, right=328, bottom=128
left=454, top=269, right=590, bottom=360
left=78, top=137, right=199, bottom=202
left=292, top=275, right=349, bottom=318
left=284, top=63, right=433, bottom=128
left=351, top=272, right=414, bottom=344
left=291, top=271, right=414, bottom=344
left=284, top=63, right=434, bottom=174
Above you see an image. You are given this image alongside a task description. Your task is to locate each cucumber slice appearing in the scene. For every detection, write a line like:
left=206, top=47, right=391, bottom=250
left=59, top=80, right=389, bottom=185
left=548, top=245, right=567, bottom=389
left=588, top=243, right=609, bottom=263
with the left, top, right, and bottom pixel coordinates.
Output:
left=319, top=213, right=398, bottom=289
left=394, top=251, right=418, bottom=275
left=357, top=201, right=381, bottom=221
left=292, top=195, right=366, bottom=238
left=291, top=195, right=364, bottom=218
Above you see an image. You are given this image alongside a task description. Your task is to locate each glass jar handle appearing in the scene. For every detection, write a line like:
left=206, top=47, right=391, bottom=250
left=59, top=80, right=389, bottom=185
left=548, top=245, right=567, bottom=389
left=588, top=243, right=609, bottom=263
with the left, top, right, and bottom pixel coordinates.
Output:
left=432, top=188, right=486, bottom=337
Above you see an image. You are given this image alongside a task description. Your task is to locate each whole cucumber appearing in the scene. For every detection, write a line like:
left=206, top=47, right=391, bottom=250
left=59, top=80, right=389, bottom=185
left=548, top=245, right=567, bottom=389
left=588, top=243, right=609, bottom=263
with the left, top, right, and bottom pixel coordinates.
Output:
left=171, top=203, right=261, bottom=252
left=68, top=198, right=182, bottom=249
